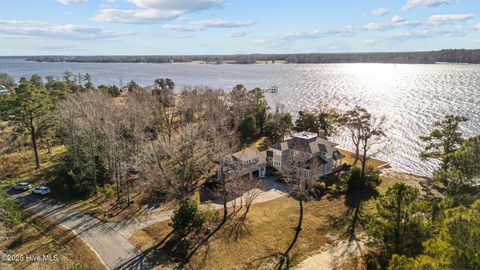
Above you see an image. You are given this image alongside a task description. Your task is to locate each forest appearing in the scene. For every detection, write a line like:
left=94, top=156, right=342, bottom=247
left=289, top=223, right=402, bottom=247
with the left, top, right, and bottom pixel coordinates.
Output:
left=23, top=49, right=480, bottom=64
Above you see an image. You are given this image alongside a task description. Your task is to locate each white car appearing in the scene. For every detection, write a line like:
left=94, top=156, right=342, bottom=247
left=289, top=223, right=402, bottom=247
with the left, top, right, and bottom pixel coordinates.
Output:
left=32, top=186, right=51, bottom=196
left=12, top=182, right=32, bottom=191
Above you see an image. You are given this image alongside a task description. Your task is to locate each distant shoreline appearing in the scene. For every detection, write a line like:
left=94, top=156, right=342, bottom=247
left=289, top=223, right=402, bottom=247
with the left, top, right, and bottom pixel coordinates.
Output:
left=19, top=49, right=480, bottom=65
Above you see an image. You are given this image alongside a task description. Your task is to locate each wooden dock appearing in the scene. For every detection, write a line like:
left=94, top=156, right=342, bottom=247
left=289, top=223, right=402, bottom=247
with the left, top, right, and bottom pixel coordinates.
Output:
left=261, top=86, right=278, bottom=94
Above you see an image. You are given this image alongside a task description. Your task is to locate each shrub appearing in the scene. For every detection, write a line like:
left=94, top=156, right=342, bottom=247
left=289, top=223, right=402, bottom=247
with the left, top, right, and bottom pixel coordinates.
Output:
left=347, top=166, right=381, bottom=190
left=171, top=199, right=205, bottom=237
left=99, top=184, right=115, bottom=200
left=0, top=193, right=22, bottom=225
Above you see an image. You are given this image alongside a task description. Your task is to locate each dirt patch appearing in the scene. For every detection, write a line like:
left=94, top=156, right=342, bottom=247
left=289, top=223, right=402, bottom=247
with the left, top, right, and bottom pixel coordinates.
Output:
left=295, top=235, right=367, bottom=270
left=380, top=168, right=444, bottom=197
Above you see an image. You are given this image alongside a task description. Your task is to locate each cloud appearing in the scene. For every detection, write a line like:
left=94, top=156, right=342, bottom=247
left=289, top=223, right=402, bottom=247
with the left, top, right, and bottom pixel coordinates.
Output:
left=473, top=23, right=480, bottom=30
left=280, top=26, right=357, bottom=40
left=391, top=15, right=406, bottom=24
left=126, top=0, right=223, bottom=12
left=403, top=0, right=458, bottom=11
left=0, top=20, right=44, bottom=26
left=391, top=15, right=422, bottom=27
left=191, top=19, right=255, bottom=28
left=363, top=7, right=389, bottom=17
left=93, top=0, right=224, bottom=23
left=57, top=0, right=88, bottom=4
left=364, top=22, right=393, bottom=31
left=227, top=30, right=250, bottom=37
left=0, top=24, right=130, bottom=40
left=91, top=9, right=182, bottom=23
left=163, top=19, right=255, bottom=32
left=427, top=13, right=475, bottom=25
left=163, top=24, right=199, bottom=32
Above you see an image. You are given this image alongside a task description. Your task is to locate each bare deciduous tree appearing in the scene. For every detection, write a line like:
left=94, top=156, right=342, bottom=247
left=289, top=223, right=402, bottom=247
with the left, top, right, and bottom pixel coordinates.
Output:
left=142, top=124, right=210, bottom=201
left=275, top=150, right=317, bottom=270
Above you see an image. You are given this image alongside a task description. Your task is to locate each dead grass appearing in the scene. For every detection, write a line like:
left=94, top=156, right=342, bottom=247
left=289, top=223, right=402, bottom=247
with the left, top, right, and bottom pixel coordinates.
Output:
left=0, top=145, right=65, bottom=189
left=248, top=136, right=267, bottom=149
left=0, top=211, right=106, bottom=270
left=130, top=195, right=353, bottom=269
left=69, top=192, right=174, bottom=223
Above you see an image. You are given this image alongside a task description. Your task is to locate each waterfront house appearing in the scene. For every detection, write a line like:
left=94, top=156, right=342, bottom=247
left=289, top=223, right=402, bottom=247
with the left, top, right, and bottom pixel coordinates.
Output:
left=266, top=131, right=344, bottom=179
left=220, top=147, right=267, bottom=180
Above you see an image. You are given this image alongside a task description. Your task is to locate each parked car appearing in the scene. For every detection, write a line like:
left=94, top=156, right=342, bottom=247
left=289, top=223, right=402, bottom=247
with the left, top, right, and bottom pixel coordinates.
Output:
left=12, top=182, right=32, bottom=191
left=32, top=186, right=51, bottom=196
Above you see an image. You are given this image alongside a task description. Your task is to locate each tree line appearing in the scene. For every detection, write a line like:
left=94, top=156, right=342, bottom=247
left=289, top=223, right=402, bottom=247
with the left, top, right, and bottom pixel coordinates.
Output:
left=25, top=49, right=480, bottom=64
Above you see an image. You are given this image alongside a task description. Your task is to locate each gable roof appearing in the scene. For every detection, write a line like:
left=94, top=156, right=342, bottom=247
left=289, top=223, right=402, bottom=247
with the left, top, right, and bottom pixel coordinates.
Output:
left=271, top=133, right=338, bottom=155
left=232, top=147, right=260, bottom=162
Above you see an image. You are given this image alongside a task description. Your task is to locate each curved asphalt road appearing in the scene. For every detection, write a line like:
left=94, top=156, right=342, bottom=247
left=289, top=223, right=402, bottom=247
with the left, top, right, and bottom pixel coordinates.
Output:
left=10, top=191, right=149, bottom=270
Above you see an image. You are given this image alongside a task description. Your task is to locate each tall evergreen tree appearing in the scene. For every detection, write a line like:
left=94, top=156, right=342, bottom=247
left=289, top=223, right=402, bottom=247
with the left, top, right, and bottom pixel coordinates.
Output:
left=1, top=77, right=53, bottom=168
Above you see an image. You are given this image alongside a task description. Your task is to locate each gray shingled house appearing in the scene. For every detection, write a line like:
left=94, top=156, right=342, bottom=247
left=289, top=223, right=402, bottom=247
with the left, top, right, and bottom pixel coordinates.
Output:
left=266, top=131, right=344, bottom=179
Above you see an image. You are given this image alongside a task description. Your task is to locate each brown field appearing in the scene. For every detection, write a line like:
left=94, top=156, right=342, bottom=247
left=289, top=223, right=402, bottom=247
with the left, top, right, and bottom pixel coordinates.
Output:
left=129, top=194, right=361, bottom=269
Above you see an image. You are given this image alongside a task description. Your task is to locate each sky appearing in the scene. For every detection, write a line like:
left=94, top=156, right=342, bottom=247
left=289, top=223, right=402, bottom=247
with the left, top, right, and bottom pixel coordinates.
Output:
left=0, top=0, right=479, bottom=55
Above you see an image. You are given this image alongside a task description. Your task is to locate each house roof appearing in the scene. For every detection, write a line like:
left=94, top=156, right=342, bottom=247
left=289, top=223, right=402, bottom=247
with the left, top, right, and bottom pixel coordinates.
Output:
left=229, top=147, right=266, bottom=165
left=232, top=147, right=260, bottom=162
left=293, top=131, right=318, bottom=140
left=271, top=132, right=339, bottom=156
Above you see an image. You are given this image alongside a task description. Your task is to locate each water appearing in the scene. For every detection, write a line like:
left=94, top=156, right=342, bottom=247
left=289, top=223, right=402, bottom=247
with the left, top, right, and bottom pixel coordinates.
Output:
left=1, top=58, right=480, bottom=176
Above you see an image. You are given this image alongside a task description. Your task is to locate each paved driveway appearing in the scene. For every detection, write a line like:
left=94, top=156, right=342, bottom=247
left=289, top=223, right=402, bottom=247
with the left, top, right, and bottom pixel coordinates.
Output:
left=10, top=191, right=148, bottom=270
left=110, top=177, right=290, bottom=239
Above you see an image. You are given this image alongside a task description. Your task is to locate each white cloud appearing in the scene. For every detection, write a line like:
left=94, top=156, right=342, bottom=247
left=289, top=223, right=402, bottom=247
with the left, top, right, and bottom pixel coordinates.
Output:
left=93, top=0, right=224, bottom=23
left=0, top=24, right=129, bottom=40
left=126, top=0, right=223, bottom=12
left=91, top=9, right=182, bottom=23
left=57, top=0, right=88, bottom=4
left=0, top=20, right=44, bottom=25
left=191, top=19, right=255, bottom=28
left=163, top=19, right=255, bottom=32
left=364, top=22, right=393, bottom=31
left=363, top=7, right=389, bottom=17
left=474, top=23, right=480, bottom=30
left=427, top=13, right=475, bottom=25
left=390, top=16, right=422, bottom=27
left=227, top=30, right=250, bottom=37
left=403, top=0, right=458, bottom=11
left=391, top=15, right=406, bottom=24
left=364, top=17, right=421, bottom=32
left=280, top=26, right=357, bottom=40
left=163, top=24, right=199, bottom=32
